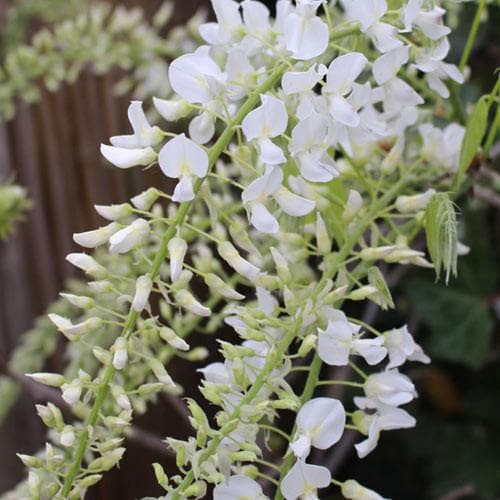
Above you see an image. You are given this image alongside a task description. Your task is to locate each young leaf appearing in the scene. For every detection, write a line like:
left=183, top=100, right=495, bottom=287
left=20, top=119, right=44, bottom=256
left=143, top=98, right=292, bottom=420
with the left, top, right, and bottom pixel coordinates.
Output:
left=425, top=193, right=458, bottom=284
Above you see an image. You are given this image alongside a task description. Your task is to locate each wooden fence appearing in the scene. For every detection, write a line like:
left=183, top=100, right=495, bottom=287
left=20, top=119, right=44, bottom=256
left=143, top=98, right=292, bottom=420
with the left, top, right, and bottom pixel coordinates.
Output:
left=0, top=0, right=205, bottom=497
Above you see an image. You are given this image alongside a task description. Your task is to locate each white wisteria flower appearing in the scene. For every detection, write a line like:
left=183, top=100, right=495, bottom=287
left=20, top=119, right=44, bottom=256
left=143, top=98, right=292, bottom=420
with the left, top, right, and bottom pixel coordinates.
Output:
left=241, top=94, right=288, bottom=165
left=353, top=397, right=416, bottom=458
left=323, top=52, right=368, bottom=128
left=108, top=218, right=150, bottom=254
left=290, top=397, right=346, bottom=459
left=383, top=325, right=430, bottom=368
left=402, top=0, right=451, bottom=40
left=110, top=101, right=163, bottom=149
left=345, top=0, right=402, bottom=53
left=158, top=133, right=209, bottom=202
left=364, top=369, right=417, bottom=406
left=283, top=0, right=329, bottom=60
left=419, top=122, right=464, bottom=170
left=289, top=113, right=339, bottom=182
left=317, top=309, right=387, bottom=366
left=100, top=101, right=161, bottom=169
left=280, top=459, right=331, bottom=500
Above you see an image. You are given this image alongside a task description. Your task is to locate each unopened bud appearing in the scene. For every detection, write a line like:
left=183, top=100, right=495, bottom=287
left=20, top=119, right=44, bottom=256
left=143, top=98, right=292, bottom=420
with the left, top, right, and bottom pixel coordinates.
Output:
left=396, top=189, right=436, bottom=213
left=94, top=203, right=132, bottom=221
left=343, top=190, right=363, bottom=221
left=131, top=187, right=160, bottom=211
left=73, top=222, right=120, bottom=248
left=159, top=326, right=190, bottom=351
left=66, top=253, right=107, bottom=278
left=315, top=213, right=330, bottom=254
left=60, top=293, right=95, bottom=309
left=174, top=289, right=211, bottom=317
left=112, top=337, right=128, bottom=370
left=132, top=275, right=152, bottom=312
left=168, top=237, right=188, bottom=282
left=26, top=372, right=65, bottom=387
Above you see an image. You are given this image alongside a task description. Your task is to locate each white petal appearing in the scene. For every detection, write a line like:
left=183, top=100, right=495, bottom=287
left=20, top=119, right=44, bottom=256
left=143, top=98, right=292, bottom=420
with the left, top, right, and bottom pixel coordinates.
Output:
left=189, top=112, right=215, bottom=144
left=172, top=176, right=195, bottom=202
left=158, top=133, right=209, bottom=179
left=296, top=397, right=346, bottom=450
left=299, top=153, right=338, bottom=183
left=258, top=138, right=286, bottom=165
left=242, top=94, right=288, bottom=140
left=325, top=52, right=368, bottom=96
left=274, top=187, right=315, bottom=216
left=281, top=460, right=331, bottom=499
left=329, top=95, right=360, bottom=127
left=100, top=144, right=156, bottom=169
left=153, top=97, right=190, bottom=121
left=372, top=46, right=409, bottom=85
left=250, top=202, right=279, bottom=234
left=73, top=223, right=120, bottom=248
left=168, top=46, right=221, bottom=103
left=368, top=22, right=403, bottom=53
left=284, top=13, right=329, bottom=60
left=214, top=475, right=264, bottom=500
left=282, top=65, right=326, bottom=95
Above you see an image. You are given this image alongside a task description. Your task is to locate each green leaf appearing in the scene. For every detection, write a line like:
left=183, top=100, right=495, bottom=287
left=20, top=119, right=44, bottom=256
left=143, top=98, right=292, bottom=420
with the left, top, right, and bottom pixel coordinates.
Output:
left=454, top=95, right=489, bottom=189
left=405, top=279, right=493, bottom=369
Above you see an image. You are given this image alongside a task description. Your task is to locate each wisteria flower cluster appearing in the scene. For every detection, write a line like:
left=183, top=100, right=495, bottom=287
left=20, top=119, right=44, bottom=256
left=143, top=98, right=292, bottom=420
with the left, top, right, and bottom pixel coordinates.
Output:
left=19, top=0, right=474, bottom=498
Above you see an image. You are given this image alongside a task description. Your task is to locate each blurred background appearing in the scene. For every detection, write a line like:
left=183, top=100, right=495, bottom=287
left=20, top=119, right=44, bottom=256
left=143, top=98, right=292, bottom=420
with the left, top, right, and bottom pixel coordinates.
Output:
left=0, top=1, right=499, bottom=498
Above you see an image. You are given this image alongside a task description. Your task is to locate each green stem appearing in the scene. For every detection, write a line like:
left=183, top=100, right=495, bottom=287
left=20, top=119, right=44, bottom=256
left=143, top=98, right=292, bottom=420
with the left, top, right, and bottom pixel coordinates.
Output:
left=59, top=61, right=287, bottom=498
left=459, top=0, right=487, bottom=72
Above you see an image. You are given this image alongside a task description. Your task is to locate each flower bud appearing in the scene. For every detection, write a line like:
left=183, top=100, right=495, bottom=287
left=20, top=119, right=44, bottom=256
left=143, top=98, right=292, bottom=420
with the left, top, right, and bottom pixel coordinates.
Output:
left=88, top=280, right=113, bottom=293
left=168, top=236, right=188, bottom=282
left=217, top=242, right=260, bottom=282
left=159, top=326, right=190, bottom=351
left=26, top=372, right=65, bottom=387
left=204, top=273, right=245, bottom=300
left=395, top=188, right=436, bottom=213
left=60, top=426, right=75, bottom=447
left=137, top=383, right=164, bottom=396
left=153, top=97, right=191, bottom=121
left=132, top=275, right=152, bottom=312
left=88, top=448, right=125, bottom=472
left=131, top=187, right=160, bottom=211
left=73, top=222, right=120, bottom=248
left=184, top=347, right=209, bottom=361
left=112, top=337, right=128, bottom=370
left=60, top=293, right=95, bottom=309
left=174, top=289, right=211, bottom=317
left=93, top=346, right=112, bottom=365
left=152, top=463, right=169, bottom=490
left=111, top=385, right=131, bottom=410
left=66, top=253, right=107, bottom=278
left=64, top=317, right=103, bottom=336
left=61, top=382, right=82, bottom=406
left=348, top=285, right=378, bottom=301
left=109, top=218, right=150, bottom=254
left=315, top=213, right=330, bottom=255
left=298, top=334, right=317, bottom=357
left=342, top=479, right=385, bottom=500
left=343, top=190, right=363, bottom=221
left=149, top=359, right=175, bottom=386
left=359, top=246, right=397, bottom=261
left=17, top=454, right=44, bottom=468
left=94, top=203, right=132, bottom=221
left=270, top=247, right=292, bottom=284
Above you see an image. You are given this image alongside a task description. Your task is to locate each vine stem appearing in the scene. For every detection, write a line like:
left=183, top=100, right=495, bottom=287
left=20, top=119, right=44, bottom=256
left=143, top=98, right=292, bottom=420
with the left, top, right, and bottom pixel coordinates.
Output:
left=450, top=0, right=487, bottom=124
left=59, top=62, right=287, bottom=497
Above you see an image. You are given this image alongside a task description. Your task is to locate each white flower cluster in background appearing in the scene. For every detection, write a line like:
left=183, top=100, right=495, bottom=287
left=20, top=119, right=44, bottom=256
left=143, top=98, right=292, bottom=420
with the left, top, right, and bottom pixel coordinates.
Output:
left=20, top=0, right=471, bottom=498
